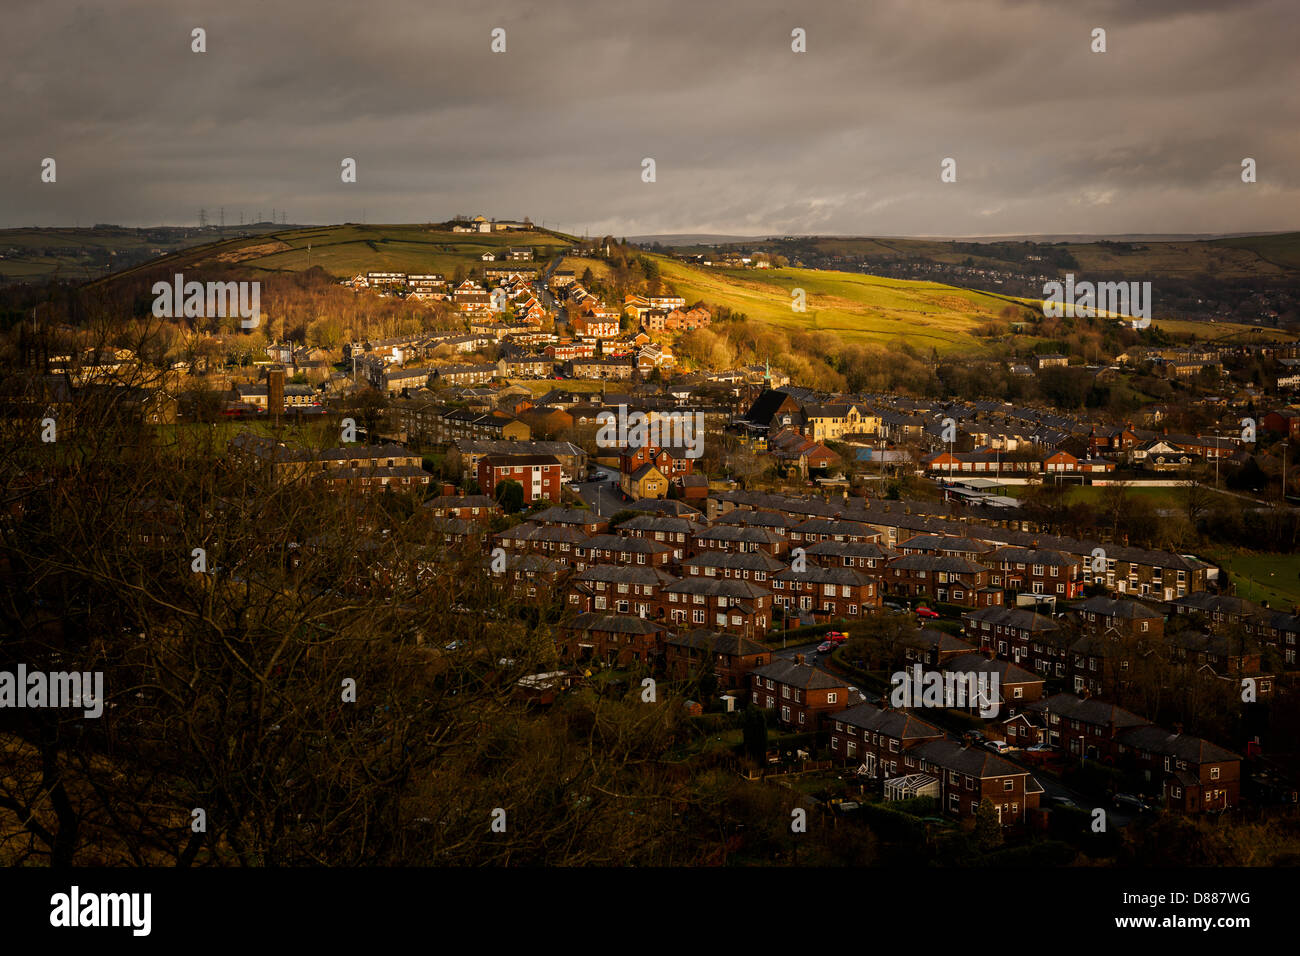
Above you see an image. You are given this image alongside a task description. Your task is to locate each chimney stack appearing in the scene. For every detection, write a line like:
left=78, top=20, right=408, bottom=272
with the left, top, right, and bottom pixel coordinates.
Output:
left=268, top=365, right=286, bottom=419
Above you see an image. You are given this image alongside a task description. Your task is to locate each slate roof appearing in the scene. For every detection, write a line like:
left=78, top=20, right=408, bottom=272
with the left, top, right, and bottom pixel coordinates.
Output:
left=666, top=629, right=770, bottom=657
left=913, top=739, right=1029, bottom=778
left=1025, top=693, right=1149, bottom=729
left=833, top=702, right=946, bottom=740
left=963, top=605, right=1061, bottom=633
left=566, top=612, right=663, bottom=635
left=751, top=660, right=847, bottom=690
left=1071, top=596, right=1164, bottom=620
left=1115, top=726, right=1240, bottom=763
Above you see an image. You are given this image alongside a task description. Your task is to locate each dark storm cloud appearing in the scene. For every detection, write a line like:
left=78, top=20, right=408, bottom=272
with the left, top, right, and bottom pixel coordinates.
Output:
left=1, top=0, right=1295, bottom=235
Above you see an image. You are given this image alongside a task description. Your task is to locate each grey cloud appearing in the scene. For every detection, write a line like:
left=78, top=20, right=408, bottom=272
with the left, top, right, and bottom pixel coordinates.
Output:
left=0, top=0, right=1295, bottom=235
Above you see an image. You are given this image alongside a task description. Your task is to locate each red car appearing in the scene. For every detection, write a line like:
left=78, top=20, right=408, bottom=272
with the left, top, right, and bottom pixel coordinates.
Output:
left=825, top=631, right=849, bottom=645
left=915, top=607, right=940, bottom=619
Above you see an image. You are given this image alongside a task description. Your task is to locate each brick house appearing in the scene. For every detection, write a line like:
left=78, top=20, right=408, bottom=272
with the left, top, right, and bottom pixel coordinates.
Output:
left=884, top=554, right=1004, bottom=608
left=665, top=629, right=771, bottom=690
left=899, top=628, right=977, bottom=668
left=986, top=546, right=1084, bottom=599
left=486, top=553, right=566, bottom=603
left=618, top=441, right=695, bottom=480
left=803, top=539, right=897, bottom=573
left=616, top=514, right=705, bottom=562
left=1024, top=693, right=1150, bottom=762
left=1114, top=726, right=1241, bottom=813
left=691, top=525, right=789, bottom=558
left=573, top=533, right=674, bottom=571
left=963, top=604, right=1063, bottom=670
left=912, top=739, right=1044, bottom=826
left=565, top=565, right=676, bottom=618
left=940, top=653, right=1045, bottom=718
left=531, top=505, right=609, bottom=535
left=680, top=550, right=784, bottom=584
left=493, top=522, right=589, bottom=567
left=749, top=659, right=852, bottom=731
left=422, top=494, right=502, bottom=522
left=476, top=454, right=563, bottom=505
left=558, top=612, right=666, bottom=666
left=787, top=517, right=882, bottom=547
left=828, top=702, right=945, bottom=774
left=660, top=577, right=772, bottom=635
left=770, top=565, right=880, bottom=619
left=1070, top=596, right=1165, bottom=640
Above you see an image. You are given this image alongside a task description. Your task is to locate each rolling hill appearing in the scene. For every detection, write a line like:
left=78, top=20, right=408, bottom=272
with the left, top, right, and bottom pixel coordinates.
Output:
left=8, top=221, right=1290, bottom=356
left=561, top=254, right=1273, bottom=354
left=95, top=223, right=575, bottom=286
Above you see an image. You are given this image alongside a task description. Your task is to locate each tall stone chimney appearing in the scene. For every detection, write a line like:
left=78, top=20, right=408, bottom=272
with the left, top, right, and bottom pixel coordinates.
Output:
left=268, top=364, right=286, bottom=419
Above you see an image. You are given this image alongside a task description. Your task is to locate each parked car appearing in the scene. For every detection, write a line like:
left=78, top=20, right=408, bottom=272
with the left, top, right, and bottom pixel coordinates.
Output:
left=882, top=601, right=905, bottom=612
left=915, top=606, right=940, bottom=619
left=984, top=740, right=1014, bottom=754
left=1114, top=792, right=1154, bottom=813
left=1023, top=742, right=1056, bottom=762
left=825, top=631, right=849, bottom=644
left=1050, top=796, right=1081, bottom=810
left=963, top=730, right=987, bottom=745
left=817, top=641, right=835, bottom=653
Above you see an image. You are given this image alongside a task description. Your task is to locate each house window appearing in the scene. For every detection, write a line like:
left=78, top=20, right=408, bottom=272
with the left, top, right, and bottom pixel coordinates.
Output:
left=1003, top=780, right=1013, bottom=792
left=828, top=693, right=838, bottom=704
left=1210, top=767, right=1220, bottom=780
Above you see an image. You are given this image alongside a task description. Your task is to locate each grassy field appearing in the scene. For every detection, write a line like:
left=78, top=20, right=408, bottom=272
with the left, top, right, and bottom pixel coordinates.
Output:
left=648, top=256, right=1266, bottom=354
left=557, top=255, right=617, bottom=284
left=653, top=258, right=1029, bottom=353
left=996, top=483, right=1247, bottom=511
left=508, top=378, right=606, bottom=397
left=1207, top=551, right=1300, bottom=609
left=237, top=224, right=572, bottom=278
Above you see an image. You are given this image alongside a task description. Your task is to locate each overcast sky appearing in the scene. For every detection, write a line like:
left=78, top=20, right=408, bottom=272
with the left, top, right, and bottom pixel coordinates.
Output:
left=3, top=0, right=1297, bottom=237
